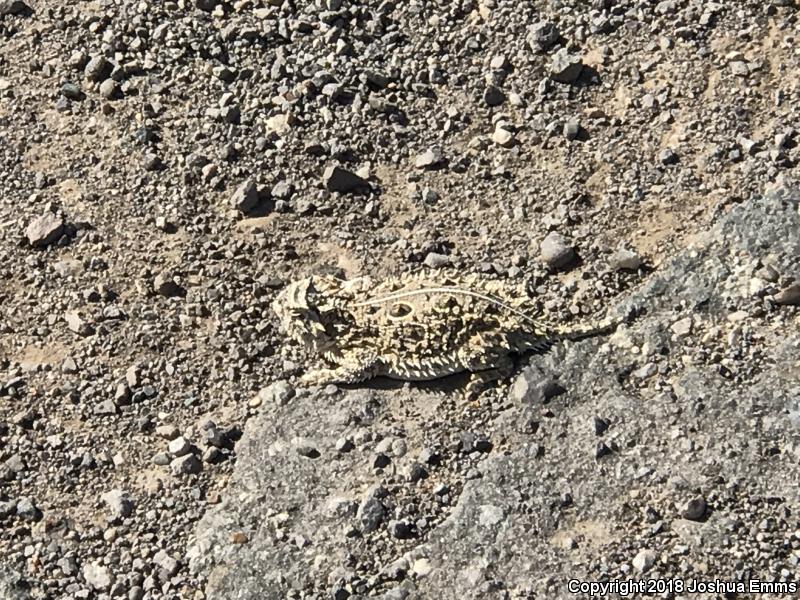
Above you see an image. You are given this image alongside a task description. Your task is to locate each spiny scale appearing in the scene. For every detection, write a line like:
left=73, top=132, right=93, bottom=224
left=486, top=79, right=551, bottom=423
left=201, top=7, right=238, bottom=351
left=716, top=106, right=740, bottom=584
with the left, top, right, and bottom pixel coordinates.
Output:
left=272, top=272, right=615, bottom=388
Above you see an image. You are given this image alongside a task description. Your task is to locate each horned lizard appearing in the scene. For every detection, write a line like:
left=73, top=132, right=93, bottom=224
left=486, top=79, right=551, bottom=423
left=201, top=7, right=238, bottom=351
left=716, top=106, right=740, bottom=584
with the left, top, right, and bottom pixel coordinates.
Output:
left=273, top=272, right=615, bottom=392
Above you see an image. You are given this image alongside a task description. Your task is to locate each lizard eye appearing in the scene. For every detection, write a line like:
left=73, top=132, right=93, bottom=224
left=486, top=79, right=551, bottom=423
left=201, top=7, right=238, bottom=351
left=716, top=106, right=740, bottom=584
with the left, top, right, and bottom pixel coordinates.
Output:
left=388, top=302, right=413, bottom=319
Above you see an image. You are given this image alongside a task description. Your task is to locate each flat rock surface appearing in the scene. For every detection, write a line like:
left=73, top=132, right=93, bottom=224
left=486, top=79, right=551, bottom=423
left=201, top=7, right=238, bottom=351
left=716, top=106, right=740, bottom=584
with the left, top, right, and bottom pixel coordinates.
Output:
left=190, top=188, right=800, bottom=598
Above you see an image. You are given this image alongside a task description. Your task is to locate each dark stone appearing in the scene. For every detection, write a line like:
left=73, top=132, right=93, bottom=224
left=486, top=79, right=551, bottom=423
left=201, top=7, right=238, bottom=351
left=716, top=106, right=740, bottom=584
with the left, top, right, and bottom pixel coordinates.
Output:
left=407, top=463, right=428, bottom=482
left=593, top=416, right=610, bottom=436
left=372, top=453, right=390, bottom=468
left=60, top=82, right=84, bottom=101
left=388, top=520, right=412, bottom=539
left=322, top=166, right=368, bottom=193
left=595, top=442, right=612, bottom=459
left=483, top=85, right=506, bottom=107
left=0, top=0, right=32, bottom=16
left=659, top=148, right=679, bottom=165
left=357, top=495, right=385, bottom=532
left=682, top=496, right=707, bottom=521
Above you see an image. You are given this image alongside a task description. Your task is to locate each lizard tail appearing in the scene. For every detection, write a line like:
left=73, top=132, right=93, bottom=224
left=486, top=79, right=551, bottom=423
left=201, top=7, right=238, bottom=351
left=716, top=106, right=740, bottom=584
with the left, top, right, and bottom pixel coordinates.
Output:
left=556, top=319, right=620, bottom=342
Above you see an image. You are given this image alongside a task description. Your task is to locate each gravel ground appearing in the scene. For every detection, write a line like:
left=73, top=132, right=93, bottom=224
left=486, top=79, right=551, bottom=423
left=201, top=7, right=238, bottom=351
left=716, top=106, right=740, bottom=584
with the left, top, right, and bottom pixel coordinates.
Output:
left=1, top=0, right=799, bottom=598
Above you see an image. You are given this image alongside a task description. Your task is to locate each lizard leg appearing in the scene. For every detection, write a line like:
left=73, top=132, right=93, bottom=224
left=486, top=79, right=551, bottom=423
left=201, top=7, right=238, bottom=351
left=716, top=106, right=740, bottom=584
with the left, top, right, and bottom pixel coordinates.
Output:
left=300, top=350, right=381, bottom=386
left=462, top=352, right=515, bottom=400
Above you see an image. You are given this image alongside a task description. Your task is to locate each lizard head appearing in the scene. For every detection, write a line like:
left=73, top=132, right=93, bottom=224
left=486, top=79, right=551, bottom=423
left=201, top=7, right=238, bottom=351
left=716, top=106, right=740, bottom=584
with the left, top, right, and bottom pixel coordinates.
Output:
left=272, top=275, right=345, bottom=352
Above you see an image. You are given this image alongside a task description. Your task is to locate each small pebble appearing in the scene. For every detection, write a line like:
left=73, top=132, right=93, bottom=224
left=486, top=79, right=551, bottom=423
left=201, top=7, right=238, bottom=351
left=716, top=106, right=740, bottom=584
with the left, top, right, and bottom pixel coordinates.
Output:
left=539, top=232, right=577, bottom=270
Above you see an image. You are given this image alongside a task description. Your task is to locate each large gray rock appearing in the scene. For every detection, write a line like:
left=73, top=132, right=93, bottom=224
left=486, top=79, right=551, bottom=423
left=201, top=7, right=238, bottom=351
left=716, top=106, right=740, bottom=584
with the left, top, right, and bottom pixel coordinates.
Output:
left=190, top=187, right=800, bottom=599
